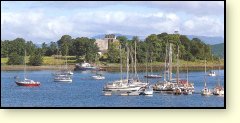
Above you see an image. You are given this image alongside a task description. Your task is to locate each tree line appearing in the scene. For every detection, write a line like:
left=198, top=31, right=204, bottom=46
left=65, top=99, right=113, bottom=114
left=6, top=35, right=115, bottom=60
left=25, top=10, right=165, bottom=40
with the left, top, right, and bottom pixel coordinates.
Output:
left=1, top=33, right=214, bottom=66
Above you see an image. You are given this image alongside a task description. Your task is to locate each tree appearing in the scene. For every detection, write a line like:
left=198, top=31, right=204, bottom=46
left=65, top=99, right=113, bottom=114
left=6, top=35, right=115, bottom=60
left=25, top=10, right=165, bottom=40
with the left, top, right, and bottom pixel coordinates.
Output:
left=57, top=35, right=72, bottom=56
left=29, top=48, right=43, bottom=66
left=7, top=52, right=24, bottom=65
left=117, top=36, right=128, bottom=48
left=73, top=37, right=99, bottom=63
left=41, top=42, right=48, bottom=55
left=45, top=42, right=58, bottom=56
left=107, top=41, right=120, bottom=63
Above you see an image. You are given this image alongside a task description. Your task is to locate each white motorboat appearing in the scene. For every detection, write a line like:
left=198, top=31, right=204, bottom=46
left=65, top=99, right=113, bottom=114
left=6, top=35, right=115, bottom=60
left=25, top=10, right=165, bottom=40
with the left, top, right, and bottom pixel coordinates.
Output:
left=92, top=74, right=105, bottom=80
left=74, top=62, right=97, bottom=71
left=208, top=71, right=216, bottom=76
left=142, top=85, right=153, bottom=95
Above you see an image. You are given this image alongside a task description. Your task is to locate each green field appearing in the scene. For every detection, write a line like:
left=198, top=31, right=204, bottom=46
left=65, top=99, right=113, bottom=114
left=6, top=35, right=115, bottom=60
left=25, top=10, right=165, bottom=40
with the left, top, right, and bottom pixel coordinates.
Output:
left=1, top=56, right=77, bottom=65
left=1, top=56, right=224, bottom=67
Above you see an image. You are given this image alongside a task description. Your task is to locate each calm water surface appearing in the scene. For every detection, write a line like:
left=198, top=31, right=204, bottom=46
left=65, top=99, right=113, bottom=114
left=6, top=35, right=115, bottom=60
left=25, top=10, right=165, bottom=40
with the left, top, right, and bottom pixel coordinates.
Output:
left=1, top=70, right=224, bottom=107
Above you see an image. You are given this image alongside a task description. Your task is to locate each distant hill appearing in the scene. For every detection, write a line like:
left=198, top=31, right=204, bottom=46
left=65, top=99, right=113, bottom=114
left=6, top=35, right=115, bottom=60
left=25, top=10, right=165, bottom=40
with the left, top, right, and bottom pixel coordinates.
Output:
left=211, top=43, right=224, bottom=58
left=187, top=35, right=224, bottom=45
left=91, top=33, right=146, bottom=40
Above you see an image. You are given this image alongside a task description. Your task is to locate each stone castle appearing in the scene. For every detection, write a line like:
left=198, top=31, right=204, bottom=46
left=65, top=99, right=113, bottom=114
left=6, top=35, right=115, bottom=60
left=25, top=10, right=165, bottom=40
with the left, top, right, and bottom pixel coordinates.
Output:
left=95, top=34, right=119, bottom=55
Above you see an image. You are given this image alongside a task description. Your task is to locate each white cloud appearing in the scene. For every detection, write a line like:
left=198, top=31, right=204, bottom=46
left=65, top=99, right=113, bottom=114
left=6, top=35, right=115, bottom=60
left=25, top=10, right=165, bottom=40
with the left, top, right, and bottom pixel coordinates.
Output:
left=182, top=16, right=224, bottom=37
left=1, top=2, right=224, bottom=43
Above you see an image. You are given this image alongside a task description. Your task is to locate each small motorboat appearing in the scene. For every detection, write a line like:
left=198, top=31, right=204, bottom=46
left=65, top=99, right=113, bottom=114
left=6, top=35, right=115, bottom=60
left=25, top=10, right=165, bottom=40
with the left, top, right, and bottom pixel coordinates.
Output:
left=208, top=71, right=216, bottom=76
left=92, top=74, right=105, bottom=80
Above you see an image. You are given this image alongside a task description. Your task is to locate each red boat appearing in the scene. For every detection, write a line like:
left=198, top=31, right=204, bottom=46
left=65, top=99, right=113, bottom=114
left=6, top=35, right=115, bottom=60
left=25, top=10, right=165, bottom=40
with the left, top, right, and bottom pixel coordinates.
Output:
left=15, top=79, right=40, bottom=87
left=15, top=50, right=41, bottom=87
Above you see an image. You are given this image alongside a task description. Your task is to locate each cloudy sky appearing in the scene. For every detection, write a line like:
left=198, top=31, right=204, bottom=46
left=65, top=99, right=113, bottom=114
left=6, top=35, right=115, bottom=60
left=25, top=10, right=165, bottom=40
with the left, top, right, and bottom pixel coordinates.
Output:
left=1, top=1, right=224, bottom=43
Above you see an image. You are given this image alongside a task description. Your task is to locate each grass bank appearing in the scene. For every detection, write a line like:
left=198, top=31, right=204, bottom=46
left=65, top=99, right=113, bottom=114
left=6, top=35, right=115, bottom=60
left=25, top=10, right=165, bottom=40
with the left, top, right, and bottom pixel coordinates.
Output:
left=1, top=56, right=224, bottom=71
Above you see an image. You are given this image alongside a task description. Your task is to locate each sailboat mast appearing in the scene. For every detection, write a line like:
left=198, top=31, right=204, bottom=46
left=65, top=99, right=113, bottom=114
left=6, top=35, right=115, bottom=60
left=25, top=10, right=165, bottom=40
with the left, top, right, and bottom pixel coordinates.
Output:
left=130, top=47, right=134, bottom=79
left=65, top=46, right=68, bottom=70
left=24, top=49, right=26, bottom=80
left=169, top=43, right=172, bottom=81
left=186, top=56, right=189, bottom=85
left=177, top=45, right=179, bottom=84
left=126, top=45, right=129, bottom=81
left=204, top=59, right=207, bottom=88
left=120, top=45, right=122, bottom=81
left=218, top=57, right=221, bottom=86
left=146, top=49, right=149, bottom=82
left=134, top=39, right=137, bottom=79
left=151, top=54, right=153, bottom=75
left=164, top=43, right=167, bottom=81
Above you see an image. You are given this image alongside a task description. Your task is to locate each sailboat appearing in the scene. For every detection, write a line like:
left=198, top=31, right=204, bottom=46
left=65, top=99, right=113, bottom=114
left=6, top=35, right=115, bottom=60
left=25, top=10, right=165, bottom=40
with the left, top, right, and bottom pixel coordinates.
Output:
left=154, top=42, right=174, bottom=91
left=173, top=45, right=182, bottom=95
left=144, top=52, right=162, bottom=78
left=208, top=54, right=216, bottom=76
left=54, top=48, right=73, bottom=76
left=54, top=49, right=72, bottom=82
left=15, top=50, right=40, bottom=87
left=103, top=43, right=145, bottom=92
left=183, top=54, right=193, bottom=95
left=92, top=55, right=105, bottom=80
left=201, top=59, right=212, bottom=96
left=213, top=58, right=224, bottom=96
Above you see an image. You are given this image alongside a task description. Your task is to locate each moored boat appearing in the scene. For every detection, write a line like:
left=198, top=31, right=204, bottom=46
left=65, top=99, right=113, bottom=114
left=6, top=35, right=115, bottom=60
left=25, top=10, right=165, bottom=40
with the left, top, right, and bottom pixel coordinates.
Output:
left=16, top=79, right=40, bottom=87
left=74, top=62, right=97, bottom=71
left=15, top=50, right=41, bottom=87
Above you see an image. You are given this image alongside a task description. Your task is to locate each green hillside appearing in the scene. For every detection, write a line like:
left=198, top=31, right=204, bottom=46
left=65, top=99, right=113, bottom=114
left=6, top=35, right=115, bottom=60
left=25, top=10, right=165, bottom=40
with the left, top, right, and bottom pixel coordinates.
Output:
left=211, top=43, right=224, bottom=58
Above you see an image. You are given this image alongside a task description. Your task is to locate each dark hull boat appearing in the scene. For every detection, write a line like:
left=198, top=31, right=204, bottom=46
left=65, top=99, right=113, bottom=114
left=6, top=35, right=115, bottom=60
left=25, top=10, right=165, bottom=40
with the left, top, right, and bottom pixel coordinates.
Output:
left=15, top=79, right=40, bottom=87
left=144, top=74, right=162, bottom=78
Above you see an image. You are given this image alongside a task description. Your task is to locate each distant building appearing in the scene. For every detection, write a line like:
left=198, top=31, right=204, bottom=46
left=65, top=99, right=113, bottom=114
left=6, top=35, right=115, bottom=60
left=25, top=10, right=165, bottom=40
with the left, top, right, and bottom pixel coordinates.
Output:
left=95, top=34, right=119, bottom=55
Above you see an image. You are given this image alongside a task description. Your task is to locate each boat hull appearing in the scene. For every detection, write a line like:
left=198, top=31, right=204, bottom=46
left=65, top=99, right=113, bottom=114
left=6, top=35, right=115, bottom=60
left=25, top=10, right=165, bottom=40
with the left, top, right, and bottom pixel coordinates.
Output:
left=15, top=82, right=40, bottom=87
left=144, top=75, right=162, bottom=78
left=103, top=86, right=141, bottom=91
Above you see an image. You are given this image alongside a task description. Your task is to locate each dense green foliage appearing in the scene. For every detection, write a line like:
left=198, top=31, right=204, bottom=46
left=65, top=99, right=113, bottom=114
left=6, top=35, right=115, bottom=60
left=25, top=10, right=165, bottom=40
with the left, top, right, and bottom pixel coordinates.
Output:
left=73, top=37, right=99, bottom=63
left=7, top=52, right=24, bottom=65
left=29, top=48, right=43, bottom=66
left=1, top=33, right=214, bottom=65
left=211, top=43, right=224, bottom=58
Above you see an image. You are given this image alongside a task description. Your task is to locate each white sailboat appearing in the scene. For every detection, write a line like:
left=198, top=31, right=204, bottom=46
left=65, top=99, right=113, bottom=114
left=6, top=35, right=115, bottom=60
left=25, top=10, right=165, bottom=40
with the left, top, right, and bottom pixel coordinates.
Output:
left=213, top=58, right=224, bottom=96
left=103, top=43, right=145, bottom=92
left=173, top=45, right=182, bottom=95
left=54, top=49, right=72, bottom=82
left=183, top=54, right=193, bottom=95
left=201, top=59, right=212, bottom=96
left=15, top=50, right=41, bottom=87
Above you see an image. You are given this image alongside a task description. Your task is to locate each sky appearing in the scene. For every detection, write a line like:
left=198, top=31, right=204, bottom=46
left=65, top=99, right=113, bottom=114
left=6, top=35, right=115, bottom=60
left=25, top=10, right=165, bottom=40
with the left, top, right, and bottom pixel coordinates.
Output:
left=1, top=1, right=224, bottom=43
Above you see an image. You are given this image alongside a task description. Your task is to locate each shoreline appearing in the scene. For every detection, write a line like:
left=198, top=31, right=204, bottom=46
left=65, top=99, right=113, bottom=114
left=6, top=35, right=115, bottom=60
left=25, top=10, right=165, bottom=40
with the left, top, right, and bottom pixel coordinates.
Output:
left=1, top=65, right=225, bottom=71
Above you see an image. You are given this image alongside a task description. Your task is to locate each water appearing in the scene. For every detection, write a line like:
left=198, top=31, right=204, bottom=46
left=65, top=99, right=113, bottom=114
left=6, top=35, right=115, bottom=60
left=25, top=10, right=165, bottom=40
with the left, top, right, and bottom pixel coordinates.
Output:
left=1, top=70, right=224, bottom=107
